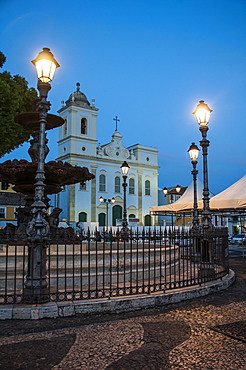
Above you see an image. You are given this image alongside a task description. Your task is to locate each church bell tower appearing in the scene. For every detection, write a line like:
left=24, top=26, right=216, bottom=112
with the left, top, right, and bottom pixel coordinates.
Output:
left=57, top=82, right=99, bottom=163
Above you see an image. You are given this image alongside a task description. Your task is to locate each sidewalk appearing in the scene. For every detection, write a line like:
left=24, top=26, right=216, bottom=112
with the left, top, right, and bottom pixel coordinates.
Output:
left=0, top=255, right=245, bottom=369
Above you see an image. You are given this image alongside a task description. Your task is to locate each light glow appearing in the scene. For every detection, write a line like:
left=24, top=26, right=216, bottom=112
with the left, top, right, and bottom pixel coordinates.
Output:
left=193, top=100, right=212, bottom=126
left=35, top=59, right=57, bottom=83
left=32, top=48, right=60, bottom=83
left=121, top=161, right=130, bottom=176
left=188, top=142, right=200, bottom=161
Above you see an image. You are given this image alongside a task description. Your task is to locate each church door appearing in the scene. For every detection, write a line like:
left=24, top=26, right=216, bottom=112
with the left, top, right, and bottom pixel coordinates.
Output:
left=112, top=205, right=122, bottom=226
left=145, top=214, right=152, bottom=226
left=98, top=213, right=106, bottom=226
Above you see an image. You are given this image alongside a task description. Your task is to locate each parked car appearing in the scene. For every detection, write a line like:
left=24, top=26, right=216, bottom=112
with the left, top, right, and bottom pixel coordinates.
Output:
left=230, top=234, right=246, bottom=244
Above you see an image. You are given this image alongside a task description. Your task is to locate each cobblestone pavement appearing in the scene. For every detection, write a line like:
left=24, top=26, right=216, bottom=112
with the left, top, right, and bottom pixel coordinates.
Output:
left=0, top=256, right=245, bottom=370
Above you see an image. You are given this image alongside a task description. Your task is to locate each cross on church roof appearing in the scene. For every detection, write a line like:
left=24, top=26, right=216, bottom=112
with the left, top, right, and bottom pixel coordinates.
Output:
left=113, top=116, right=120, bottom=131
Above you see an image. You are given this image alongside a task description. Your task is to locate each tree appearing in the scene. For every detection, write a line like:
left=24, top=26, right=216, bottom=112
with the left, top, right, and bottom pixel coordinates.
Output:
left=0, top=52, right=37, bottom=157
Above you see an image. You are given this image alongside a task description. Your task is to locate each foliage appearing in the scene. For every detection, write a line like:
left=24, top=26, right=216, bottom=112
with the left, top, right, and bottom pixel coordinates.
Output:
left=0, top=53, right=37, bottom=157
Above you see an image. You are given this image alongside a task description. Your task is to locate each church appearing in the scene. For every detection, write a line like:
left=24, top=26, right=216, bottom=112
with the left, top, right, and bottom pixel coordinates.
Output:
left=53, top=83, right=159, bottom=228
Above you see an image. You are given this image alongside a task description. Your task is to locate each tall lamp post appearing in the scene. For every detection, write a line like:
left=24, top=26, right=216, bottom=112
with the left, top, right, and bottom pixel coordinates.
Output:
left=99, top=196, right=115, bottom=227
left=188, top=142, right=200, bottom=229
left=24, top=48, right=60, bottom=303
left=121, top=161, right=130, bottom=232
left=193, top=100, right=212, bottom=229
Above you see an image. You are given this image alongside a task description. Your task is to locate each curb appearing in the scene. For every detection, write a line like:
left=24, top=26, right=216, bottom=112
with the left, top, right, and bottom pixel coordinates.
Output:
left=0, top=270, right=235, bottom=320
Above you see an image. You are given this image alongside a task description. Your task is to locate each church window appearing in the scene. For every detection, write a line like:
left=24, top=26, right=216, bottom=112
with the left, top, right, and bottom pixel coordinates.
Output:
left=81, top=118, right=87, bottom=134
left=82, top=146, right=86, bottom=152
left=99, top=174, right=106, bottom=192
left=0, top=207, right=5, bottom=218
left=63, top=119, right=67, bottom=136
left=145, top=180, right=151, bottom=196
left=79, top=182, right=86, bottom=191
left=129, top=178, right=135, bottom=194
left=114, top=176, right=121, bottom=193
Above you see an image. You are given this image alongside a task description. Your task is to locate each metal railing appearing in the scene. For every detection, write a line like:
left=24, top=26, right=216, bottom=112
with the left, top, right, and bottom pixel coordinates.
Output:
left=0, top=227, right=229, bottom=304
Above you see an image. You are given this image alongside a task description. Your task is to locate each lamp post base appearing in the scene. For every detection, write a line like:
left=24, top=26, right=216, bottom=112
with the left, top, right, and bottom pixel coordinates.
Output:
left=23, top=285, right=49, bottom=304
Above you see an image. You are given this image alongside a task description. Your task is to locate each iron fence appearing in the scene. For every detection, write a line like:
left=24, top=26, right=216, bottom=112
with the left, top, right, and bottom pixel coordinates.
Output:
left=0, top=226, right=229, bottom=304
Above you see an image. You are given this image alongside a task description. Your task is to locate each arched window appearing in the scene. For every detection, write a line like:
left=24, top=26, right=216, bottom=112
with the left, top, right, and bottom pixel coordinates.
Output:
left=98, top=213, right=106, bottom=226
left=145, top=180, right=151, bottom=195
left=79, top=212, right=87, bottom=222
left=129, top=178, right=135, bottom=194
left=145, top=214, right=152, bottom=226
left=128, top=214, right=136, bottom=220
left=81, top=118, right=87, bottom=134
left=114, top=176, right=121, bottom=193
left=63, top=119, right=67, bottom=136
left=99, top=174, right=106, bottom=192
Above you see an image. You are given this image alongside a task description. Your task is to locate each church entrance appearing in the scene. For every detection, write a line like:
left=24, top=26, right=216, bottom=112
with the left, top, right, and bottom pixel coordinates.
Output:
left=112, top=205, right=122, bottom=226
left=98, top=213, right=106, bottom=227
left=145, top=214, right=152, bottom=226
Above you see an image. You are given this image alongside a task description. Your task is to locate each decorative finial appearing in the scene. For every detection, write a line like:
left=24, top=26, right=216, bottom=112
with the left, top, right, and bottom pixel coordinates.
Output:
left=61, top=100, right=64, bottom=107
left=76, top=82, right=80, bottom=91
left=92, top=98, right=95, bottom=107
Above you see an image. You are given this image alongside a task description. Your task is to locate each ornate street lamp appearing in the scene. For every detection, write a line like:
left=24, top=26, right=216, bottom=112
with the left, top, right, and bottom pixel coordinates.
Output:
left=121, top=161, right=130, bottom=232
left=24, top=48, right=60, bottom=303
left=99, top=196, right=115, bottom=227
left=188, top=142, right=200, bottom=229
left=193, top=100, right=212, bottom=228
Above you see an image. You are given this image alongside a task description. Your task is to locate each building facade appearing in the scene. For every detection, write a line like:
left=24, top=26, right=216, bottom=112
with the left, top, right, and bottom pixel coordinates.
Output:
left=0, top=182, right=26, bottom=228
left=54, top=83, right=159, bottom=227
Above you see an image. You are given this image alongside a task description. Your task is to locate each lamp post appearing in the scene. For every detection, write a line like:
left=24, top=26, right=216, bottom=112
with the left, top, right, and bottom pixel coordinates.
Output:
left=24, top=48, right=60, bottom=303
left=121, top=161, right=130, bottom=232
left=193, top=100, right=212, bottom=229
left=162, top=186, right=182, bottom=228
left=99, top=196, right=115, bottom=228
left=188, top=142, right=200, bottom=229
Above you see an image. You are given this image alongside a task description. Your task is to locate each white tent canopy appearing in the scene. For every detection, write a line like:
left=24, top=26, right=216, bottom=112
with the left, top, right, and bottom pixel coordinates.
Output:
left=209, top=174, right=246, bottom=211
left=150, top=175, right=246, bottom=214
left=150, top=179, right=205, bottom=214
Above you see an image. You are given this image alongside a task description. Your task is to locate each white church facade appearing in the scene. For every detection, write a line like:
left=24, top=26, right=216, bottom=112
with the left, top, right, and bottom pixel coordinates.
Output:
left=53, top=83, right=159, bottom=228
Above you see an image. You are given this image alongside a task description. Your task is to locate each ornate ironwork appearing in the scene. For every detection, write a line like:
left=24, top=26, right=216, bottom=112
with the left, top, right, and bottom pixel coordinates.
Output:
left=0, top=226, right=229, bottom=304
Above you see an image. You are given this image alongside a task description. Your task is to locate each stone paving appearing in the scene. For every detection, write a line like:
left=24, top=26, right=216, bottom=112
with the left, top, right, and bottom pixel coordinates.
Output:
left=0, top=255, right=245, bottom=369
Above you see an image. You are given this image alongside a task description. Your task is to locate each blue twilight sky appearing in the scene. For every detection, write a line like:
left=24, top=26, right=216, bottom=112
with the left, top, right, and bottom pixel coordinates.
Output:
left=1, top=0, right=246, bottom=195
